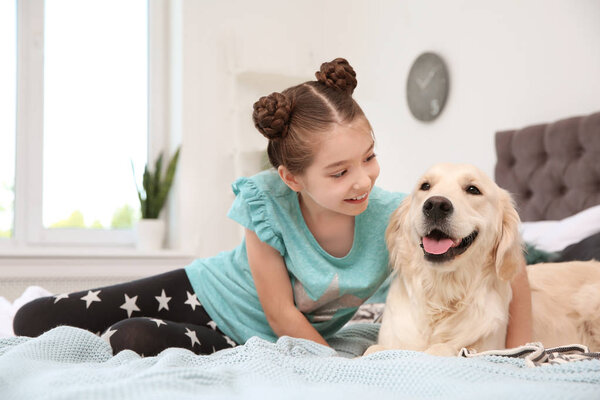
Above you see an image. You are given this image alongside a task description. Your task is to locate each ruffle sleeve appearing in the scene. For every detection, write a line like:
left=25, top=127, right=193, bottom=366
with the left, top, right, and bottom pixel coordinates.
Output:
left=227, top=177, right=286, bottom=256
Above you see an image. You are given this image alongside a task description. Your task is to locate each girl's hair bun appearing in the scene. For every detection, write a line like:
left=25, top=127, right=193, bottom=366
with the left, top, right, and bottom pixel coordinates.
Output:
left=315, top=58, right=357, bottom=95
left=252, top=92, right=292, bottom=140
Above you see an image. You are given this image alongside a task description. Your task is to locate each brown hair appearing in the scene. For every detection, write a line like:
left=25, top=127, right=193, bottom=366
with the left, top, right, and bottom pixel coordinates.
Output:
left=252, top=58, right=369, bottom=174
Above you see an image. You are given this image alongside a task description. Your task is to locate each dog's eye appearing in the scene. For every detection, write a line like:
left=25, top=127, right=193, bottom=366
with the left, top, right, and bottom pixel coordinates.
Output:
left=466, top=185, right=482, bottom=195
left=420, top=182, right=431, bottom=191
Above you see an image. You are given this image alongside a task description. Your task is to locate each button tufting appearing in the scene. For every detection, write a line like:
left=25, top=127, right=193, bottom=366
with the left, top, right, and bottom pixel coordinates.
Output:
left=558, top=185, right=567, bottom=195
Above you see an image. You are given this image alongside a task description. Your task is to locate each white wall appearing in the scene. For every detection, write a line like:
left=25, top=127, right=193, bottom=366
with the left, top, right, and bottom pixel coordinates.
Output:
left=168, top=0, right=600, bottom=256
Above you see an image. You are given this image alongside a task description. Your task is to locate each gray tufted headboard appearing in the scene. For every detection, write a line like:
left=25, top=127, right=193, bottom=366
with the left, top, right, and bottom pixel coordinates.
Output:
left=495, top=111, right=600, bottom=222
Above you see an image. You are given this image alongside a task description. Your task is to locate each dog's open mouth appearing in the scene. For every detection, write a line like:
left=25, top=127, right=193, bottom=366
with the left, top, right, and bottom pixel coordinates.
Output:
left=420, top=229, right=478, bottom=263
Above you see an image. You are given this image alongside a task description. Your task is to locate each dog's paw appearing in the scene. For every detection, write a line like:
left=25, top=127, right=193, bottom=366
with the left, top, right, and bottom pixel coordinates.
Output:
left=363, top=344, right=387, bottom=356
left=424, top=343, right=459, bottom=357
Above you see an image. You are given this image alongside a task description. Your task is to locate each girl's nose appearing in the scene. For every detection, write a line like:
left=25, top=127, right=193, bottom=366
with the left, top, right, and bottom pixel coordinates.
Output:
left=354, top=170, right=371, bottom=191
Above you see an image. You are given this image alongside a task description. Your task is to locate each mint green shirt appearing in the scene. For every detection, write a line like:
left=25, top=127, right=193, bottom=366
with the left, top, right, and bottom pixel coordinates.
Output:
left=185, top=170, right=405, bottom=345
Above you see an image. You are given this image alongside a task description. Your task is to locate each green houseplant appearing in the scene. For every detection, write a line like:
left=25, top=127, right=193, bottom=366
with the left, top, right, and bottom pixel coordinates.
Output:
left=132, top=147, right=181, bottom=250
left=134, top=147, right=181, bottom=219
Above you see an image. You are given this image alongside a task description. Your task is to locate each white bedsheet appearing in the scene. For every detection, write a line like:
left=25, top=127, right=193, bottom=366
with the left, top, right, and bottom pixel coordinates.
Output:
left=520, top=204, right=600, bottom=252
left=0, top=286, right=51, bottom=338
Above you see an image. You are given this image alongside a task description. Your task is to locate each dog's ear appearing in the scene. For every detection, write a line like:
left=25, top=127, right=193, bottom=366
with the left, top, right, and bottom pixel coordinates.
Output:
left=493, top=190, right=524, bottom=281
left=386, top=196, right=411, bottom=272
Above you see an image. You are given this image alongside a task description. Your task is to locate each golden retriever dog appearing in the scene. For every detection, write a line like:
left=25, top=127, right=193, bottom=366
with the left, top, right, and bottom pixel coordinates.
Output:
left=365, top=163, right=600, bottom=357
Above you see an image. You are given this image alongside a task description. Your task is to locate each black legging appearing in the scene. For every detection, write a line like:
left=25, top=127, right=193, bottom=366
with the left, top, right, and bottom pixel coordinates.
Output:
left=12, top=269, right=237, bottom=356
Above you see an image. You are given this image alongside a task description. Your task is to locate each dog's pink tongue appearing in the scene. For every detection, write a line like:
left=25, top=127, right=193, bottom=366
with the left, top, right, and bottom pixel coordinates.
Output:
left=422, top=237, right=454, bottom=255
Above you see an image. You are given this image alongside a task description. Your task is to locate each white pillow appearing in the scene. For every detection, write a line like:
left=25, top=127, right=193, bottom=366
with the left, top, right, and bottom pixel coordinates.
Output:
left=0, top=285, right=52, bottom=338
left=519, top=204, right=600, bottom=252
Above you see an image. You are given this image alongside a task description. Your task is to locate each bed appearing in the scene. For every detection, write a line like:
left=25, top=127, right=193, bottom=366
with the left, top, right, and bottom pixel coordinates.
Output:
left=495, top=111, right=600, bottom=262
left=2, top=112, right=600, bottom=399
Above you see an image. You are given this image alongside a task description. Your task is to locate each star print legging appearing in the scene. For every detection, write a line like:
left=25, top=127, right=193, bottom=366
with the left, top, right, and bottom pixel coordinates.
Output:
left=12, top=269, right=238, bottom=356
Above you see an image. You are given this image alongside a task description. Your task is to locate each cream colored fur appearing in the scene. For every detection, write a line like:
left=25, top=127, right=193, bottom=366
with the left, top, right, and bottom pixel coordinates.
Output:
left=366, top=163, right=600, bottom=356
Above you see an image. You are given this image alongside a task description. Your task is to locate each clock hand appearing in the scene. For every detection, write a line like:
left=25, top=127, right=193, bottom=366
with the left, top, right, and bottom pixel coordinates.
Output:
left=421, top=68, right=438, bottom=88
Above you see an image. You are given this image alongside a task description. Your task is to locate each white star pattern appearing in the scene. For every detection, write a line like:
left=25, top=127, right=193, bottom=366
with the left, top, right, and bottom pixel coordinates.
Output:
left=293, top=274, right=364, bottom=322
left=53, top=293, right=69, bottom=304
left=207, top=321, right=217, bottom=330
left=149, top=318, right=166, bottom=328
left=155, top=289, right=172, bottom=311
left=101, top=328, right=117, bottom=344
left=223, top=335, right=236, bottom=348
left=120, top=294, right=140, bottom=318
left=80, top=290, right=102, bottom=309
left=184, top=327, right=201, bottom=348
left=184, top=291, right=201, bottom=311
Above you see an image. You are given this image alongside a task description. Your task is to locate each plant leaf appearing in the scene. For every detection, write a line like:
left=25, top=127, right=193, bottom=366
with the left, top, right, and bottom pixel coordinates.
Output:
left=153, top=152, right=164, bottom=203
left=142, top=165, right=154, bottom=218
left=155, top=147, right=181, bottom=217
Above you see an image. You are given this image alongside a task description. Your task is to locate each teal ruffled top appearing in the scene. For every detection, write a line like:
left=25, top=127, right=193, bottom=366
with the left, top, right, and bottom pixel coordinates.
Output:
left=185, top=170, right=405, bottom=344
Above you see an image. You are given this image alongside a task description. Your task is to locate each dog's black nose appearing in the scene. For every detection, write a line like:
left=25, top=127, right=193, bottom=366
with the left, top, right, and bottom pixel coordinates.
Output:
left=423, top=196, right=453, bottom=220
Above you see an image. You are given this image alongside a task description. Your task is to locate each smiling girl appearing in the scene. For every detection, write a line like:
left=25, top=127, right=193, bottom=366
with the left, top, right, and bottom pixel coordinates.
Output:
left=13, top=58, right=531, bottom=355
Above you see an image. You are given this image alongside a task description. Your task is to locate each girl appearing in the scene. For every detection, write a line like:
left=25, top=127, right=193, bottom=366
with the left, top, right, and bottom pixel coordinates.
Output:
left=13, top=58, right=532, bottom=356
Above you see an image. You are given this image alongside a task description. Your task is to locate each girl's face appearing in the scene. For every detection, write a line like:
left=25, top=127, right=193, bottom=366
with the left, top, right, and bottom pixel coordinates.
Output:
left=296, top=117, right=380, bottom=217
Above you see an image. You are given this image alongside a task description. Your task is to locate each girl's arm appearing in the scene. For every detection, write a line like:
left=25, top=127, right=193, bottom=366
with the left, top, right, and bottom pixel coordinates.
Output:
left=245, top=228, right=330, bottom=347
left=505, top=262, right=532, bottom=348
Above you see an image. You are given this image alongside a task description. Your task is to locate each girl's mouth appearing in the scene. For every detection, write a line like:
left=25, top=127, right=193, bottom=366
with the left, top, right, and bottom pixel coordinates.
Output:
left=344, top=192, right=368, bottom=204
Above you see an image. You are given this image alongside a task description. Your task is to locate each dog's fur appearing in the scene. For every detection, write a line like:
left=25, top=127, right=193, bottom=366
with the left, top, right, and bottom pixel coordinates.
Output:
left=366, top=163, right=600, bottom=356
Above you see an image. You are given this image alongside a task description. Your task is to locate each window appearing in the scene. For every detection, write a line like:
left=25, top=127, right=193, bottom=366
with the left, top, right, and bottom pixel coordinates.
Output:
left=3, top=0, right=167, bottom=248
left=43, top=0, right=147, bottom=231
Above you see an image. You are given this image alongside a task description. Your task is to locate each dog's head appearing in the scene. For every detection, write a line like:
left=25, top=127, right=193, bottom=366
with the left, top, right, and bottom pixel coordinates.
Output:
left=387, top=163, right=523, bottom=280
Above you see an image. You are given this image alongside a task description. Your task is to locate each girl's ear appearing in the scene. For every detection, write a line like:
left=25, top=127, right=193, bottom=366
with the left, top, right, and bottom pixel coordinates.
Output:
left=278, top=166, right=303, bottom=192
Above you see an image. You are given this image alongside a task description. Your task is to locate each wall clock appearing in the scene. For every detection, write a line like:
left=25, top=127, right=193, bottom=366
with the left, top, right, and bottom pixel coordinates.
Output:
left=406, top=52, right=449, bottom=122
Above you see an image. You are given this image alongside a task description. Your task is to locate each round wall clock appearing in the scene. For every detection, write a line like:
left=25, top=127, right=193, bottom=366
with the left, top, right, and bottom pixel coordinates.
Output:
left=406, top=52, right=449, bottom=122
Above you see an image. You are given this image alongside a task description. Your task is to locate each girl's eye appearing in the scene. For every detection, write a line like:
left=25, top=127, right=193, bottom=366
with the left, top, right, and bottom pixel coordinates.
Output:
left=466, top=185, right=482, bottom=195
left=365, top=153, right=377, bottom=162
left=420, top=182, right=430, bottom=191
left=331, top=170, right=347, bottom=178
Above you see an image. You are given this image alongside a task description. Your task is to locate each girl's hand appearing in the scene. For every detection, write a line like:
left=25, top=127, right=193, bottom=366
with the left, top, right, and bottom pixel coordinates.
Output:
left=506, top=261, right=533, bottom=348
left=245, top=228, right=330, bottom=347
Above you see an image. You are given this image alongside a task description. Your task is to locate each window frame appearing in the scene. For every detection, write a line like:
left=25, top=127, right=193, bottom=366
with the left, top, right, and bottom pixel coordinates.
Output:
left=3, top=0, right=169, bottom=250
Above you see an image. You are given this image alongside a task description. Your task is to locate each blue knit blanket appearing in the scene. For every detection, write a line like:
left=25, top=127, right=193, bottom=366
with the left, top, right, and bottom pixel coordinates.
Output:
left=1, top=325, right=599, bottom=400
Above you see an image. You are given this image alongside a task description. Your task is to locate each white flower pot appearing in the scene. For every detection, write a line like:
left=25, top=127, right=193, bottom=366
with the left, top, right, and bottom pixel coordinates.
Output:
left=135, top=219, right=165, bottom=251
